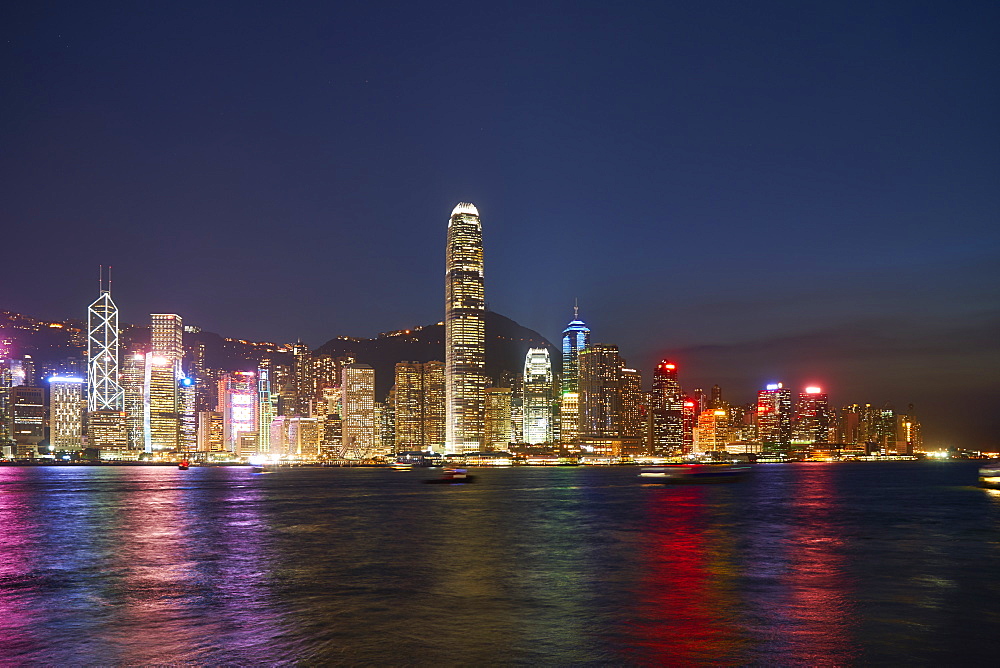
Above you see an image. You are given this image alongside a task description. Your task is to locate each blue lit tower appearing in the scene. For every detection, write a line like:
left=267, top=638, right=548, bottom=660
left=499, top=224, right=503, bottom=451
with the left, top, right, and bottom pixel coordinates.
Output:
left=87, top=267, right=124, bottom=412
left=560, top=303, right=590, bottom=446
left=445, top=202, right=486, bottom=453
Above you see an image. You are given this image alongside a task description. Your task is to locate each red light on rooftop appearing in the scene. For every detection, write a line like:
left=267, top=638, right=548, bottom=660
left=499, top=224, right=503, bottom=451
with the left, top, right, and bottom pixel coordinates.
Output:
left=805, top=386, right=822, bottom=394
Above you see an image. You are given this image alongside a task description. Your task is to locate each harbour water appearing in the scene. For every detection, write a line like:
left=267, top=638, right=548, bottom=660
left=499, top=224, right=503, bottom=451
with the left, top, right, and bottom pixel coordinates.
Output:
left=1, top=461, right=998, bottom=665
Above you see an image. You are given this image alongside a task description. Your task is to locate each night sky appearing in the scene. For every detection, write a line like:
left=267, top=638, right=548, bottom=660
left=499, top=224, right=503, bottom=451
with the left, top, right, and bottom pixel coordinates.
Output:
left=3, top=2, right=998, bottom=448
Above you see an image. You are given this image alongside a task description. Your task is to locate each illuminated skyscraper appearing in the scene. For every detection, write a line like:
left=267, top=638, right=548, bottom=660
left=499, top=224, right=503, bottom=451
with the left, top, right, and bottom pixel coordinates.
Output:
left=87, top=272, right=124, bottom=412
left=341, top=363, right=376, bottom=458
left=578, top=345, right=624, bottom=440
left=445, top=202, right=486, bottom=453
left=144, top=354, right=179, bottom=452
left=620, top=368, right=645, bottom=441
left=757, top=383, right=793, bottom=451
left=485, top=387, right=513, bottom=449
left=8, top=386, right=44, bottom=457
left=151, top=314, right=183, bottom=360
left=257, top=365, right=275, bottom=454
left=178, top=376, right=197, bottom=451
left=144, top=314, right=184, bottom=452
left=560, top=305, right=590, bottom=446
left=793, top=386, right=830, bottom=445
left=393, top=361, right=445, bottom=452
left=219, top=372, right=257, bottom=452
left=649, top=360, right=684, bottom=455
left=522, top=348, right=553, bottom=444
left=48, top=376, right=85, bottom=449
left=121, top=350, right=146, bottom=448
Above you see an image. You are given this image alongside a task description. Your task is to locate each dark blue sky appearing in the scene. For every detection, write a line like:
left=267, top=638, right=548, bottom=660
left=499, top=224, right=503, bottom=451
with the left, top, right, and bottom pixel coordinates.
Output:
left=3, top=1, right=998, bottom=447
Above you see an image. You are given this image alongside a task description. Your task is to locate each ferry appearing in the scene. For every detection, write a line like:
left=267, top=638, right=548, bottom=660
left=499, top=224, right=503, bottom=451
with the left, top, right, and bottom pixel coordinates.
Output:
left=424, top=468, right=476, bottom=484
left=639, top=463, right=750, bottom=484
left=979, top=460, right=1000, bottom=489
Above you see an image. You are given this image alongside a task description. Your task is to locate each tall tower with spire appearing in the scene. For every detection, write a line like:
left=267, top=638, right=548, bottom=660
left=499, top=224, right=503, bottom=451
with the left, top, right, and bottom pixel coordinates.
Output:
left=87, top=266, right=124, bottom=412
left=560, top=302, right=590, bottom=447
left=445, top=202, right=486, bottom=453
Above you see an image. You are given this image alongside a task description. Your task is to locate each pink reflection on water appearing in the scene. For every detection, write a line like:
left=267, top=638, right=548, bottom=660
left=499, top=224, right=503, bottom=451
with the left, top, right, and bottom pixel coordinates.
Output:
left=0, top=468, right=45, bottom=657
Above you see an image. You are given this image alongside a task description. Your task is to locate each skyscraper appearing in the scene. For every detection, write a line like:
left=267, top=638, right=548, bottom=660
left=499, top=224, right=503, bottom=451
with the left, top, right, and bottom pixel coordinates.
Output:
left=649, top=360, right=684, bottom=455
left=484, top=387, right=513, bottom=450
left=560, top=305, right=590, bottom=446
left=445, top=202, right=486, bottom=453
left=522, top=348, right=553, bottom=445
left=793, top=386, right=830, bottom=445
left=48, top=376, right=85, bottom=449
left=757, top=383, right=793, bottom=452
left=341, top=363, right=376, bottom=458
left=219, top=372, right=257, bottom=452
left=145, top=314, right=184, bottom=452
left=578, top=344, right=625, bottom=441
left=87, top=272, right=124, bottom=412
left=394, top=361, right=446, bottom=452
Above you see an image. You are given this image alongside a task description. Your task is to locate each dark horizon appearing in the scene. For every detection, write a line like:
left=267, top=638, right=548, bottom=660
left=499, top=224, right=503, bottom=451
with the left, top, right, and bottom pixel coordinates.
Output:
left=3, top=1, right=998, bottom=448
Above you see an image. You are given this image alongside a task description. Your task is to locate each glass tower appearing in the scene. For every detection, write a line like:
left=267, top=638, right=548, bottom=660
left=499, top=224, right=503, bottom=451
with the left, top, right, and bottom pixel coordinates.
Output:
left=560, top=305, right=590, bottom=446
left=445, top=202, right=486, bottom=453
left=522, top=348, right=553, bottom=445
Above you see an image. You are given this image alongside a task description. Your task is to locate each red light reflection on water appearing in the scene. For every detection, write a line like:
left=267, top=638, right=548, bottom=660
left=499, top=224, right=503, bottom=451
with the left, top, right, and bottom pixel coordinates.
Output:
left=625, top=486, right=742, bottom=665
left=783, top=464, right=855, bottom=665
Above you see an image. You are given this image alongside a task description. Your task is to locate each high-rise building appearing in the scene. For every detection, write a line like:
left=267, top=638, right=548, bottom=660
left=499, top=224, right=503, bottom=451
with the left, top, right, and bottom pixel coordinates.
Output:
left=87, top=410, right=128, bottom=452
left=48, top=376, right=85, bottom=449
left=793, top=386, right=830, bottom=445
left=121, top=350, right=146, bottom=448
left=710, top=384, right=723, bottom=410
left=197, top=411, right=224, bottom=452
left=578, top=344, right=624, bottom=440
left=144, top=353, right=179, bottom=452
left=693, top=409, right=729, bottom=452
left=560, top=306, right=590, bottom=447
left=178, top=376, right=197, bottom=451
left=757, top=383, right=793, bottom=451
left=150, top=314, right=184, bottom=360
left=393, top=361, right=446, bottom=452
left=341, top=363, right=376, bottom=458
left=445, top=202, right=486, bottom=453
left=143, top=314, right=184, bottom=453
left=522, top=348, right=553, bottom=445
left=485, top=387, right=513, bottom=450
left=257, top=365, right=275, bottom=455
left=620, top=368, right=645, bottom=441
left=649, top=360, right=684, bottom=455
left=219, top=372, right=258, bottom=452
left=87, top=273, right=124, bottom=412
left=895, top=405, right=922, bottom=455
left=8, top=386, right=44, bottom=457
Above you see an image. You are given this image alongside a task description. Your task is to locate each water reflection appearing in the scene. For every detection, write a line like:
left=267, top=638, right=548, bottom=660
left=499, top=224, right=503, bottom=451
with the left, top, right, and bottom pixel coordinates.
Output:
left=626, top=485, right=744, bottom=665
left=0, top=467, right=286, bottom=664
left=784, top=464, right=855, bottom=666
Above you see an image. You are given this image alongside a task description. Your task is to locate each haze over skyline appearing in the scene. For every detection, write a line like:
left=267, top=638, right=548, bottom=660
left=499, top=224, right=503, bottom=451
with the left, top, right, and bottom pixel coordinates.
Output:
left=3, top=1, right=998, bottom=447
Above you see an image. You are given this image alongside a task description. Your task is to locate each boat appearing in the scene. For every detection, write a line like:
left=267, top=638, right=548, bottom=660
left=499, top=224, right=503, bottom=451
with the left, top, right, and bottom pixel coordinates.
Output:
left=424, top=467, right=476, bottom=484
left=979, top=459, right=1000, bottom=489
left=390, top=461, right=414, bottom=470
left=639, top=463, right=750, bottom=484
left=178, top=460, right=190, bottom=470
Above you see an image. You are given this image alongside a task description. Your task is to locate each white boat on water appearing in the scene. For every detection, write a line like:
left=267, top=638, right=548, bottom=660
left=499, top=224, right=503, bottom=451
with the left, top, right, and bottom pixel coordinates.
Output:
left=979, top=460, right=1000, bottom=489
left=639, top=464, right=750, bottom=484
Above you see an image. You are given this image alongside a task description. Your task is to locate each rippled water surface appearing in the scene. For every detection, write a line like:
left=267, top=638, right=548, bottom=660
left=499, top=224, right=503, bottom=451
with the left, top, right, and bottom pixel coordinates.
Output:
left=1, top=461, right=998, bottom=665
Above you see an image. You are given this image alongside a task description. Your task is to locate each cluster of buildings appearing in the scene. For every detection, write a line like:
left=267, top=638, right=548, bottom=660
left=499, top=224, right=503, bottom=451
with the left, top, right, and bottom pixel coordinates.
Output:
left=1, top=204, right=924, bottom=462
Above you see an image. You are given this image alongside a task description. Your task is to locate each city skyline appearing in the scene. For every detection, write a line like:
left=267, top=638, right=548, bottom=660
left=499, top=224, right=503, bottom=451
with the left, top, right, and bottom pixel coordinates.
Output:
left=3, top=3, right=997, bottom=448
